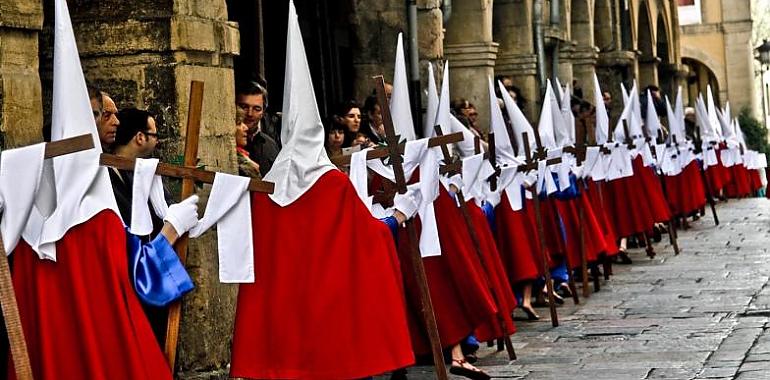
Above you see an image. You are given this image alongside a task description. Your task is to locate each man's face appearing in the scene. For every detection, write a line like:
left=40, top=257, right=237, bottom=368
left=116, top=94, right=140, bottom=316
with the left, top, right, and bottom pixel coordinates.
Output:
left=98, top=95, right=119, bottom=146
left=138, top=117, right=159, bottom=157
left=236, top=93, right=265, bottom=131
left=603, top=92, right=612, bottom=106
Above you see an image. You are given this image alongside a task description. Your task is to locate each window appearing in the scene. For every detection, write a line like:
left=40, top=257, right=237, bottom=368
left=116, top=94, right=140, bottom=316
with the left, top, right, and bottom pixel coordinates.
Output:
left=678, top=0, right=701, bottom=25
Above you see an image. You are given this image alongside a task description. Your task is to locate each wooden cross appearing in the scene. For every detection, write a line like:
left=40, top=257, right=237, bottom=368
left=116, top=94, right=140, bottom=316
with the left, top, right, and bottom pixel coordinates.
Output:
left=1, top=133, right=96, bottom=380
left=98, top=81, right=275, bottom=369
left=528, top=122, right=580, bottom=306
left=432, top=126, right=517, bottom=361
left=519, top=131, right=559, bottom=327
left=692, top=129, right=720, bottom=225
left=372, top=76, right=448, bottom=380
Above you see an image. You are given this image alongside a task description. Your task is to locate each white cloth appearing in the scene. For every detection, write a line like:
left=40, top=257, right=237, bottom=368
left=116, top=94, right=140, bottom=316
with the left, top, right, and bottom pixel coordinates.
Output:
left=130, top=158, right=160, bottom=235
left=417, top=149, right=442, bottom=257
left=188, top=173, right=254, bottom=283
left=22, top=0, right=121, bottom=261
left=0, top=143, right=47, bottom=254
left=263, top=0, right=336, bottom=207
left=349, top=148, right=374, bottom=212
left=367, top=138, right=429, bottom=185
left=594, top=73, right=610, bottom=145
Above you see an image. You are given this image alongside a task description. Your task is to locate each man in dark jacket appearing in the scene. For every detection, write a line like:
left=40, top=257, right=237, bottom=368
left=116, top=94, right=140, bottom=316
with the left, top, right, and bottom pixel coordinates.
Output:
left=236, top=81, right=281, bottom=176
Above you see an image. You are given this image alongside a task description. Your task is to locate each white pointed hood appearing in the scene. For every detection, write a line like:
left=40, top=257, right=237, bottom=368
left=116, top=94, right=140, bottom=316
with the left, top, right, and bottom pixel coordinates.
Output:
left=550, top=78, right=570, bottom=148
left=644, top=90, right=661, bottom=140
left=434, top=61, right=475, bottom=157
left=696, top=94, right=718, bottom=142
left=538, top=80, right=558, bottom=149
left=706, top=85, right=722, bottom=138
left=489, top=78, right=517, bottom=164
left=498, top=80, right=535, bottom=156
left=391, top=33, right=416, bottom=141
left=664, top=94, right=684, bottom=144
left=594, top=73, right=610, bottom=144
left=424, top=62, right=439, bottom=138
left=263, top=0, right=336, bottom=206
left=22, top=0, right=120, bottom=260
left=560, top=82, right=576, bottom=147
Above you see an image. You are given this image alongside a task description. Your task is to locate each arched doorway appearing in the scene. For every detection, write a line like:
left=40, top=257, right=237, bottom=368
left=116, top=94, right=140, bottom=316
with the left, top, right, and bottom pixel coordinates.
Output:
left=656, top=13, right=674, bottom=96
left=683, top=57, right=720, bottom=106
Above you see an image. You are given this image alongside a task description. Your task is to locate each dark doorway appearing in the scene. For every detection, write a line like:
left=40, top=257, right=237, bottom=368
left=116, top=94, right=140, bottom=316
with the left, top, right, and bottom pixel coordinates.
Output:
left=227, top=0, right=355, bottom=120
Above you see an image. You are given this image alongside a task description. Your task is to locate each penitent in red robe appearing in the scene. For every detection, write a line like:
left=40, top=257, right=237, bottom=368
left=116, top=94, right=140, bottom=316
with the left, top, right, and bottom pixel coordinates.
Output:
left=230, top=170, right=414, bottom=379
left=9, top=210, right=172, bottom=380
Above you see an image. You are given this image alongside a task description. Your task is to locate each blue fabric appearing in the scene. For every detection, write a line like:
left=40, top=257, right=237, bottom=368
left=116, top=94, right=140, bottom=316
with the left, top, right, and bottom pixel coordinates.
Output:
left=550, top=262, right=569, bottom=284
left=380, top=216, right=399, bottom=242
left=127, top=229, right=195, bottom=307
left=551, top=173, right=580, bottom=200
left=461, top=335, right=480, bottom=355
left=481, top=201, right=496, bottom=233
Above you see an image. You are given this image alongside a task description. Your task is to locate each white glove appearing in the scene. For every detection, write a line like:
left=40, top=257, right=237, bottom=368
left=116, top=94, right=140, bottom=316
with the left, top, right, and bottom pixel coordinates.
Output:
left=164, top=195, right=200, bottom=236
left=522, top=171, right=538, bottom=187
left=393, top=184, right=423, bottom=220
left=447, top=174, right=463, bottom=193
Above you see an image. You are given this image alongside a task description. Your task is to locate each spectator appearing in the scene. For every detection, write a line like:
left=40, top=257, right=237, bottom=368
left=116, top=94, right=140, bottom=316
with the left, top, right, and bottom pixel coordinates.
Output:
left=235, top=108, right=261, bottom=179
left=236, top=81, right=280, bottom=176
left=361, top=95, right=386, bottom=144
left=87, top=85, right=120, bottom=151
left=334, top=100, right=363, bottom=147
left=325, top=122, right=345, bottom=158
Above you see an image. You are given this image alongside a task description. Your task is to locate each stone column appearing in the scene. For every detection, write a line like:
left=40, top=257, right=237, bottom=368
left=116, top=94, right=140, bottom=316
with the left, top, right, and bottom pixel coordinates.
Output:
left=59, top=0, right=240, bottom=377
left=721, top=20, right=755, bottom=113
left=445, top=0, right=497, bottom=132
left=0, top=1, right=44, bottom=148
left=597, top=51, right=636, bottom=123
left=571, top=47, right=599, bottom=103
left=494, top=0, right=538, bottom=120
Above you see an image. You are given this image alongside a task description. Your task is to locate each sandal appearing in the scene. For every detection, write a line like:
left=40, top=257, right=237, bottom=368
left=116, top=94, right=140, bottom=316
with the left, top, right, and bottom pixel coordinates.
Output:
left=449, top=359, right=491, bottom=380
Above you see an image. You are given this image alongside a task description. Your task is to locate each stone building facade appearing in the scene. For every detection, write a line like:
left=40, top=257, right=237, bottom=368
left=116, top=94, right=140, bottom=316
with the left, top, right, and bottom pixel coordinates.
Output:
left=0, top=0, right=755, bottom=378
left=678, top=0, right=756, bottom=115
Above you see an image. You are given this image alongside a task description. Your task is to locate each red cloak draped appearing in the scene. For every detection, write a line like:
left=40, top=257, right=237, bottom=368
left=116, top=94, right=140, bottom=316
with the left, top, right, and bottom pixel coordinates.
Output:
left=584, top=180, right=620, bottom=256
left=396, top=189, right=497, bottom=354
left=604, top=156, right=670, bottom=237
left=494, top=193, right=544, bottom=284
left=466, top=201, right=516, bottom=342
left=553, top=192, right=608, bottom=269
left=664, top=160, right=707, bottom=216
left=230, top=171, right=414, bottom=379
left=9, top=210, right=172, bottom=380
left=725, top=164, right=753, bottom=198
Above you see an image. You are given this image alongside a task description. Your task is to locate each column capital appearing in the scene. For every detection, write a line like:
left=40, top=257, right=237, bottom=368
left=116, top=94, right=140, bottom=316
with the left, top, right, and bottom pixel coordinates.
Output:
left=495, top=53, right=537, bottom=75
left=445, top=41, right=499, bottom=68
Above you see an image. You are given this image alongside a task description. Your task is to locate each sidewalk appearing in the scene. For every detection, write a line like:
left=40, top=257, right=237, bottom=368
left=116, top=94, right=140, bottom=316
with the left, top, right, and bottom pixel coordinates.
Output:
left=393, top=198, right=770, bottom=379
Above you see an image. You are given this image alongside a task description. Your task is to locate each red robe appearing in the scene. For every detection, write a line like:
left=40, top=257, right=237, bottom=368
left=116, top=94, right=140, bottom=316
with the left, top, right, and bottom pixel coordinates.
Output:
left=396, top=189, right=497, bottom=354
left=230, top=171, right=414, bottom=379
left=494, top=193, right=544, bottom=284
left=664, top=160, right=707, bottom=216
left=553, top=192, right=609, bottom=269
left=466, top=201, right=516, bottom=343
left=9, top=210, right=172, bottom=380
left=584, top=180, right=620, bottom=256
left=604, top=156, right=668, bottom=237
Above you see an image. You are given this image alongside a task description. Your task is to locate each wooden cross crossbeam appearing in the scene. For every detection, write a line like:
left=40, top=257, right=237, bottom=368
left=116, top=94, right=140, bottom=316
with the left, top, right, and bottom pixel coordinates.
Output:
left=432, top=126, right=517, bottom=360
left=692, top=129, right=720, bottom=225
left=371, top=75, right=448, bottom=380
left=329, top=132, right=464, bottom=167
left=1, top=133, right=98, bottom=380
left=519, top=131, right=559, bottom=327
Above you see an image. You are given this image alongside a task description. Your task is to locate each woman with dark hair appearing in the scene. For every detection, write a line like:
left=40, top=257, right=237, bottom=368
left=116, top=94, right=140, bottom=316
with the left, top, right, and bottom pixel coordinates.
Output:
left=333, top=99, right=364, bottom=147
left=325, top=119, right=345, bottom=158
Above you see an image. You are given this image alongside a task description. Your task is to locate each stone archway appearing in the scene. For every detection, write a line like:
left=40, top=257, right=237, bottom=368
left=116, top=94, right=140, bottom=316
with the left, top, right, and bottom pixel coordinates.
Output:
left=637, top=0, right=657, bottom=88
left=493, top=0, right=538, bottom=119
left=682, top=56, right=721, bottom=107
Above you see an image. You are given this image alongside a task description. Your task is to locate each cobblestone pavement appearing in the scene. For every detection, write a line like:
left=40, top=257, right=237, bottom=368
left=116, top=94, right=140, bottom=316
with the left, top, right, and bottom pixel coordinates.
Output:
left=386, top=198, right=770, bottom=379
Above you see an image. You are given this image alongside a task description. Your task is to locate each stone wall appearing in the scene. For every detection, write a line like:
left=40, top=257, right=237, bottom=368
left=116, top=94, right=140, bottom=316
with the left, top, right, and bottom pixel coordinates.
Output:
left=0, top=0, right=44, bottom=148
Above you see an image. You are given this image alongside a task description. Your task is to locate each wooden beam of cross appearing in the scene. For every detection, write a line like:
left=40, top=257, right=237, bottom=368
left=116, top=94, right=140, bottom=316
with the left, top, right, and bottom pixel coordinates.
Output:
left=520, top=132, right=560, bottom=327
left=691, top=129, right=720, bottom=225
left=372, top=75, right=448, bottom=380
left=142, top=81, right=272, bottom=369
left=1, top=133, right=96, bottom=380
left=432, top=125, right=517, bottom=361
left=528, top=123, right=579, bottom=306
left=562, top=142, right=592, bottom=298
